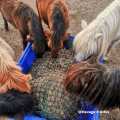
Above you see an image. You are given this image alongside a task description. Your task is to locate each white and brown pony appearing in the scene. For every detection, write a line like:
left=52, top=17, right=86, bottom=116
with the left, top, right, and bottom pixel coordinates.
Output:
left=36, top=0, right=70, bottom=57
left=0, top=37, right=31, bottom=93
left=73, top=0, right=120, bottom=62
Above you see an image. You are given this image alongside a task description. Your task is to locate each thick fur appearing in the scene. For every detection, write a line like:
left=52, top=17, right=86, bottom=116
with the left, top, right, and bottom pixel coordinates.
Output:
left=0, top=89, right=35, bottom=120
left=36, top=0, right=70, bottom=57
left=73, top=0, right=120, bottom=62
left=0, top=0, right=46, bottom=56
left=51, top=1, right=66, bottom=47
left=0, top=40, right=31, bottom=93
left=63, top=55, right=120, bottom=111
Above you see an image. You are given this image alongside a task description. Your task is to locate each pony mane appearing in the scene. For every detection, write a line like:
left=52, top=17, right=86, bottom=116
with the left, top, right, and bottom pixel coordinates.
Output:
left=63, top=59, right=120, bottom=110
left=0, top=46, right=20, bottom=74
left=73, top=0, right=120, bottom=59
left=0, top=89, right=35, bottom=119
left=51, top=1, right=66, bottom=47
left=16, top=2, right=46, bottom=54
left=17, top=2, right=34, bottom=17
left=0, top=46, right=31, bottom=93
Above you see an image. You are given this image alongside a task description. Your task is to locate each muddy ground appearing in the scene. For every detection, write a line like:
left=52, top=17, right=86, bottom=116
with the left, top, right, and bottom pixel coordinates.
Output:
left=0, top=0, right=120, bottom=120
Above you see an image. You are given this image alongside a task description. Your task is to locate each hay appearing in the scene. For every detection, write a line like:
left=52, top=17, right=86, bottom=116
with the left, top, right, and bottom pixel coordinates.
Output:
left=28, top=45, right=83, bottom=120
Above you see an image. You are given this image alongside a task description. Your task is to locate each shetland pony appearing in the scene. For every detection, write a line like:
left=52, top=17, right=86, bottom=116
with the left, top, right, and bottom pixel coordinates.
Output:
left=0, top=38, right=31, bottom=93
left=0, top=0, right=47, bottom=57
left=0, top=89, right=35, bottom=120
left=63, top=55, right=120, bottom=111
left=36, top=0, right=70, bottom=57
left=73, top=0, right=120, bottom=62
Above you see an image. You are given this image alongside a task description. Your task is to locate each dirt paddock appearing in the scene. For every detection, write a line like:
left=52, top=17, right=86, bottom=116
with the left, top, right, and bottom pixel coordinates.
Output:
left=0, top=0, right=120, bottom=120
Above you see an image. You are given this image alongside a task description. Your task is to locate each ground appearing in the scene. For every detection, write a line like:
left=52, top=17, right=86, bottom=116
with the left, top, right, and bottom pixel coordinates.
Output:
left=0, top=0, right=120, bottom=120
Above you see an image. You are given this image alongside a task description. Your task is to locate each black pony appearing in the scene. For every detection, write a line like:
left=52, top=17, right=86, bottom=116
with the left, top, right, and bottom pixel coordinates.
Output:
left=0, top=89, right=35, bottom=120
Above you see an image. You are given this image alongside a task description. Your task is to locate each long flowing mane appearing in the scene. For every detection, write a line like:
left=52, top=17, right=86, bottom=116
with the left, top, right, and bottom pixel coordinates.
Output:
left=17, top=1, right=46, bottom=54
left=0, top=46, right=20, bottom=74
left=63, top=58, right=120, bottom=110
left=73, top=0, right=120, bottom=59
left=51, top=1, right=66, bottom=47
left=0, top=45, right=31, bottom=93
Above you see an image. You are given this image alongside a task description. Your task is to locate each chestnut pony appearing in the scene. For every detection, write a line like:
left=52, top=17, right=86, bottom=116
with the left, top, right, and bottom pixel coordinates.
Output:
left=63, top=55, right=120, bottom=111
left=36, top=0, right=70, bottom=57
left=0, top=0, right=46, bottom=57
left=0, top=37, right=31, bottom=93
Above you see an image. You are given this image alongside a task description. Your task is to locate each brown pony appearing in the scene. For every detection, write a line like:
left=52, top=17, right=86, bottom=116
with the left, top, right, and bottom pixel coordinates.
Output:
left=36, top=0, right=70, bottom=57
left=63, top=55, right=120, bottom=111
left=0, top=0, right=47, bottom=57
left=0, top=37, right=31, bottom=93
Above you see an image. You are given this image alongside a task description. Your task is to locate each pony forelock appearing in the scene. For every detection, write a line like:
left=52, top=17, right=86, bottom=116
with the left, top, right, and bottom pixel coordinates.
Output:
left=51, top=1, right=66, bottom=47
left=73, top=0, right=120, bottom=59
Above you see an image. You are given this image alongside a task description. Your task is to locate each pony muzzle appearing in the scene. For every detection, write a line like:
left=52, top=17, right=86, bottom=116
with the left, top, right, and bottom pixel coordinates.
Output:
left=51, top=48, right=59, bottom=58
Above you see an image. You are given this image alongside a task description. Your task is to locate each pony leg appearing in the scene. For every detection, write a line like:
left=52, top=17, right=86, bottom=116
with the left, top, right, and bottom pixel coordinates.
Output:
left=19, top=32, right=27, bottom=50
left=2, top=15, right=8, bottom=31
left=104, top=37, right=120, bottom=60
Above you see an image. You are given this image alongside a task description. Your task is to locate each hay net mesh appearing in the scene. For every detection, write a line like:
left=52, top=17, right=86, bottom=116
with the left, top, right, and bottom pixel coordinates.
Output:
left=28, top=39, right=89, bottom=120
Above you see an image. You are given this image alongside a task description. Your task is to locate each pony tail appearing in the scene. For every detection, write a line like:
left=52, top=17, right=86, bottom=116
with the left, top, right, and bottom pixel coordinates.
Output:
left=0, top=89, right=35, bottom=119
left=31, top=14, right=46, bottom=56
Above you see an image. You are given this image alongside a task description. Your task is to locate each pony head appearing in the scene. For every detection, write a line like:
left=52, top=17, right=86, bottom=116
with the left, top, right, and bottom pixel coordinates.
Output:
left=0, top=43, right=32, bottom=93
left=74, top=20, right=103, bottom=62
left=44, top=31, right=69, bottom=57
left=63, top=55, right=100, bottom=97
left=74, top=32, right=103, bottom=62
left=63, top=55, right=120, bottom=111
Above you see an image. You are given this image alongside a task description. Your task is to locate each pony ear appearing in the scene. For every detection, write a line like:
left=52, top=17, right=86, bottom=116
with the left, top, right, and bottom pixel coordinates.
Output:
left=62, top=33, right=70, bottom=41
left=95, top=33, right=103, bottom=40
left=44, top=31, right=51, bottom=39
left=81, top=20, right=87, bottom=29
